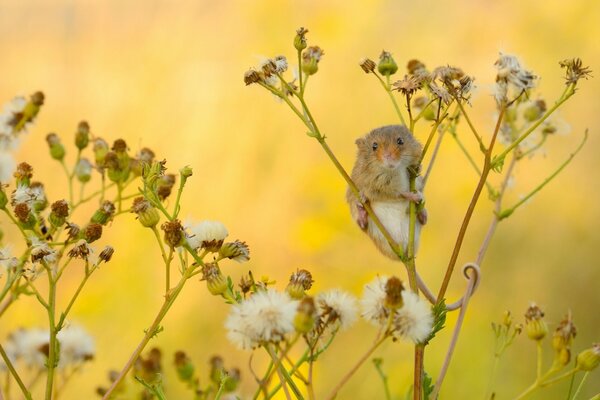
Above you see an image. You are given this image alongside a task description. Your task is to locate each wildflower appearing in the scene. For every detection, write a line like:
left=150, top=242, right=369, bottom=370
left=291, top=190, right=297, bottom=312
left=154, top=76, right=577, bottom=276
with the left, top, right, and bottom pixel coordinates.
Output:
left=244, top=69, right=262, bottom=85
left=75, top=121, right=90, bottom=150
left=14, top=202, right=34, bottom=227
left=135, top=348, right=162, bottom=383
left=82, top=223, right=103, bottom=243
left=201, top=262, right=228, bottom=296
left=378, top=50, right=398, bottom=76
left=90, top=200, right=115, bottom=225
left=316, top=289, right=358, bottom=331
left=225, top=290, right=298, bottom=350
left=0, top=247, right=19, bottom=278
left=302, top=46, right=324, bottom=76
left=31, top=239, right=58, bottom=265
left=286, top=269, right=314, bottom=299
left=219, top=240, right=250, bottom=263
left=93, top=138, right=109, bottom=166
left=494, top=53, right=536, bottom=104
left=57, top=325, right=95, bottom=367
left=393, top=74, right=423, bottom=96
left=46, top=133, right=65, bottom=161
left=359, top=58, right=376, bottom=74
left=0, top=152, right=16, bottom=183
left=157, top=174, right=176, bottom=200
left=407, top=59, right=427, bottom=76
left=161, top=219, right=184, bottom=248
left=131, top=197, right=160, bottom=227
left=68, top=239, right=93, bottom=260
left=524, top=303, right=547, bottom=341
left=576, top=344, right=600, bottom=371
left=13, top=162, right=33, bottom=186
left=29, top=182, right=48, bottom=211
left=361, top=276, right=433, bottom=343
left=8, top=328, right=49, bottom=368
left=294, top=27, right=308, bottom=51
left=294, top=296, right=317, bottom=333
left=274, top=55, right=288, bottom=73
left=66, top=223, right=81, bottom=240
left=49, top=199, right=70, bottom=228
left=559, top=58, right=591, bottom=85
left=74, top=158, right=93, bottom=183
left=552, top=312, right=577, bottom=365
left=185, top=220, right=228, bottom=252
left=209, top=355, right=225, bottom=384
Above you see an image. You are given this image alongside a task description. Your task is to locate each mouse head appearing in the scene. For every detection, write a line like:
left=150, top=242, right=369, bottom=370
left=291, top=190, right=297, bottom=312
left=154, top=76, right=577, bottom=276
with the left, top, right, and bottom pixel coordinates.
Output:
left=355, top=125, right=422, bottom=169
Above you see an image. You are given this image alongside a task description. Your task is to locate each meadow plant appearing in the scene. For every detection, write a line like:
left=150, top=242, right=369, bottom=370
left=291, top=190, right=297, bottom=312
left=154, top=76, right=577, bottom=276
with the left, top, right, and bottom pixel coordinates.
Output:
left=0, top=27, right=596, bottom=400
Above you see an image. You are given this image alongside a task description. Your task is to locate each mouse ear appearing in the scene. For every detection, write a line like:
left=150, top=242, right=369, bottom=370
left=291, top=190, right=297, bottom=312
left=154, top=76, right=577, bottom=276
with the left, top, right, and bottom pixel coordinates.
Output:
left=355, top=138, right=366, bottom=147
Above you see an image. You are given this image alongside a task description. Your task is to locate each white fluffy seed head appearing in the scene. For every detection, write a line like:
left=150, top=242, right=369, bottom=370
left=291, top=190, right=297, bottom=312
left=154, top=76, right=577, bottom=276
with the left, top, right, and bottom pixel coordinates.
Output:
left=57, top=325, right=95, bottom=367
left=225, top=290, right=298, bottom=350
left=184, top=220, right=229, bottom=250
left=316, top=289, right=358, bottom=331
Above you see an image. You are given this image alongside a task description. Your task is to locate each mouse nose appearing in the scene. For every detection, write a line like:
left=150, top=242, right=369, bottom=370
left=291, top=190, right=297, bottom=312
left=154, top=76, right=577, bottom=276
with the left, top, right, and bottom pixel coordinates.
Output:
left=382, top=152, right=398, bottom=167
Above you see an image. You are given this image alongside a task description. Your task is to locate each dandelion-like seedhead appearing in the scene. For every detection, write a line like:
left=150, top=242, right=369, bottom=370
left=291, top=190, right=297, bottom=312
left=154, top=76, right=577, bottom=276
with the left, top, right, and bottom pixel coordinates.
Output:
left=225, top=290, right=298, bottom=350
left=315, top=289, right=358, bottom=332
left=185, top=220, right=229, bottom=252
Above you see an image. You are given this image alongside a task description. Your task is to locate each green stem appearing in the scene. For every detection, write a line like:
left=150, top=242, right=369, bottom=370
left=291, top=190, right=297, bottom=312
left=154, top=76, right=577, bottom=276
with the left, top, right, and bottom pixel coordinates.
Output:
left=493, top=84, right=575, bottom=167
left=0, top=342, right=33, bottom=400
left=373, top=359, right=392, bottom=400
left=56, top=265, right=97, bottom=330
left=537, top=341, right=544, bottom=380
left=499, top=130, right=588, bottom=220
left=455, top=100, right=486, bottom=152
left=60, top=159, right=74, bottom=205
left=265, top=346, right=303, bottom=400
left=371, top=73, right=406, bottom=125
left=45, top=270, right=58, bottom=400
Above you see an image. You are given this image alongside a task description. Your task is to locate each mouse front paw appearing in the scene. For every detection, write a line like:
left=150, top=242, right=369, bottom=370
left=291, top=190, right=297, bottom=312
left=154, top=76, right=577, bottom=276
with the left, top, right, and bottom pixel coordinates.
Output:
left=356, top=203, right=369, bottom=230
left=401, top=191, right=423, bottom=203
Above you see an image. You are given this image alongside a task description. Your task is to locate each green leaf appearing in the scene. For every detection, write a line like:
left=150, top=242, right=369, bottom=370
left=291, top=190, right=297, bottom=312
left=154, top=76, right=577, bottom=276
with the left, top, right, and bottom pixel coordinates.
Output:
left=423, top=372, right=434, bottom=400
left=424, top=300, right=447, bottom=344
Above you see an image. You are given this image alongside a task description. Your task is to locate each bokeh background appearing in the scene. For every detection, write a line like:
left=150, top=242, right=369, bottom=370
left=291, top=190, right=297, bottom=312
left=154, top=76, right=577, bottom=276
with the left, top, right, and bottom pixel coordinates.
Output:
left=1, top=0, right=599, bottom=398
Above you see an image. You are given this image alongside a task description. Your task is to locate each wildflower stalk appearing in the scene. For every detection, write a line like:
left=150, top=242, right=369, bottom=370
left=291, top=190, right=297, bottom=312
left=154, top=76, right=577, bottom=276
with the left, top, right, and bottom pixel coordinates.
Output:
left=45, top=268, right=58, bottom=400
left=265, top=345, right=302, bottom=400
left=498, top=130, right=588, bottom=220
left=372, top=359, right=392, bottom=400
left=570, top=371, right=589, bottom=400
left=492, top=83, right=576, bottom=170
left=0, top=342, right=33, bottom=400
left=418, top=99, right=449, bottom=163
left=373, top=73, right=406, bottom=125
left=455, top=100, right=486, bottom=152
left=56, top=262, right=99, bottom=331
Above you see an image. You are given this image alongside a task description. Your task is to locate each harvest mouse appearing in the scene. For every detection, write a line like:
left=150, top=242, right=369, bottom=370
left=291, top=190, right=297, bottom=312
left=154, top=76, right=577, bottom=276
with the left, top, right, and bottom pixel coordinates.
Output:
left=346, top=125, right=427, bottom=260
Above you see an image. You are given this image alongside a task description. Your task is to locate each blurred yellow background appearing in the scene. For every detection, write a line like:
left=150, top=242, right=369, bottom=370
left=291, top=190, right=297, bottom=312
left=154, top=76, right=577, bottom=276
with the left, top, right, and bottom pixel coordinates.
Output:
left=1, top=0, right=599, bottom=398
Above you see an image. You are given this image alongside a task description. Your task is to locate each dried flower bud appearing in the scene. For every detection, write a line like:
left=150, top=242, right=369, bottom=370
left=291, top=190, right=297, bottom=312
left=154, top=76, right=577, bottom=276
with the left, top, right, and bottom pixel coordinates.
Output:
left=244, top=69, right=262, bottom=85
left=260, top=59, right=277, bottom=77
left=174, top=351, right=195, bottom=382
left=559, top=58, right=592, bottom=85
left=74, top=158, right=93, bottom=183
left=161, top=219, right=184, bottom=248
left=29, top=182, right=48, bottom=211
left=91, top=201, right=116, bottom=225
left=239, top=275, right=253, bottom=295
left=502, top=310, right=512, bottom=328
left=525, top=303, right=547, bottom=341
left=359, top=58, right=376, bottom=73
left=14, top=203, right=33, bottom=225
left=224, top=368, right=241, bottom=392
left=112, top=139, right=128, bottom=153
left=523, top=100, right=547, bottom=122
left=294, top=296, right=317, bottom=333
left=10, top=91, right=44, bottom=132
left=66, top=223, right=80, bottom=240
left=553, top=313, right=577, bottom=353
left=75, top=121, right=90, bottom=150
left=157, top=174, right=176, bottom=200
left=49, top=200, right=70, bottom=227
left=384, top=276, right=405, bottom=309
left=302, top=46, right=324, bottom=76
left=407, top=59, right=427, bottom=75
left=104, top=151, right=130, bottom=183
left=83, top=223, right=103, bottom=243
left=46, top=133, right=65, bottom=161
left=393, top=74, right=423, bottom=96
left=219, top=240, right=250, bottom=263
left=14, top=162, right=33, bottom=186
left=294, top=27, right=308, bottom=51
left=274, top=55, right=288, bottom=73
left=286, top=269, right=314, bottom=299
left=576, top=344, right=600, bottom=371
left=131, top=197, right=160, bottom=228
left=209, top=355, right=225, bottom=384
left=99, top=246, right=115, bottom=263
left=93, top=138, right=109, bottom=166
left=68, top=239, right=92, bottom=260
left=202, top=262, right=228, bottom=296
left=378, top=50, right=398, bottom=76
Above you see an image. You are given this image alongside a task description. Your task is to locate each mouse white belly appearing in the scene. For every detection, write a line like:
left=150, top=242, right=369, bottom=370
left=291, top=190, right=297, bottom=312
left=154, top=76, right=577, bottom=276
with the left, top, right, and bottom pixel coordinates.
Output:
left=368, top=200, right=421, bottom=259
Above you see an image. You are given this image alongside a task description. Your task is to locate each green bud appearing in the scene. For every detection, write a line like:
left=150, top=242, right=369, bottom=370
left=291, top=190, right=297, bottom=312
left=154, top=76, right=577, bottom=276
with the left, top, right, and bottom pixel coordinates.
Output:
left=0, top=187, right=8, bottom=209
left=202, top=263, right=228, bottom=296
left=223, top=368, right=240, bottom=392
left=13, top=91, right=44, bottom=132
left=174, top=351, right=195, bottom=382
left=180, top=165, right=193, bottom=179
left=286, top=269, right=313, bottom=300
left=75, top=121, right=90, bottom=150
left=91, top=201, right=115, bottom=225
left=93, top=138, right=109, bottom=166
left=14, top=163, right=33, bottom=187
left=294, top=297, right=316, bottom=334
left=49, top=200, right=70, bottom=228
left=294, top=27, right=308, bottom=51
left=74, top=158, right=93, bottom=183
left=576, top=344, right=600, bottom=371
left=46, top=133, right=65, bottom=161
left=377, top=51, right=398, bottom=76
left=131, top=197, right=160, bottom=228
left=525, top=304, right=547, bottom=341
left=302, top=46, right=324, bottom=76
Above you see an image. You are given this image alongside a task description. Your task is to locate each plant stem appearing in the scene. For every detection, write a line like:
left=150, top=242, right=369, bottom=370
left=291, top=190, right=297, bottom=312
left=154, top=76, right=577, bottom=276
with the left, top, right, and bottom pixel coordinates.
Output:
left=0, top=342, right=33, bottom=400
left=265, top=346, right=301, bottom=400
left=455, top=100, right=486, bottom=152
left=324, top=335, right=388, bottom=400
left=375, top=73, right=406, bottom=125
left=536, top=341, right=544, bottom=380
left=571, top=372, right=589, bottom=400
left=45, top=269, right=58, bottom=400
left=56, top=265, right=97, bottom=330
left=101, top=266, right=195, bottom=399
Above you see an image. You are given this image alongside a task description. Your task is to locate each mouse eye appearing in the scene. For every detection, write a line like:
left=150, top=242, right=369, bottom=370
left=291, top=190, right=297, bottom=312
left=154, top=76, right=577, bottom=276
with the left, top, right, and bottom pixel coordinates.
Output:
left=372, top=142, right=378, bottom=151
left=397, top=137, right=404, bottom=145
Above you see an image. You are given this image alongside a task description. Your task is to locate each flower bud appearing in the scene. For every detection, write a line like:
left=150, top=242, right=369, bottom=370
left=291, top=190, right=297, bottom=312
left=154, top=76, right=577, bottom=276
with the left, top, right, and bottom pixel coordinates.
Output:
left=524, top=303, right=547, bottom=341
left=104, top=152, right=130, bottom=183
left=576, top=344, right=600, bottom=371
left=302, top=46, right=324, bottom=76
left=12, top=91, right=44, bottom=132
left=209, top=356, right=225, bottom=385
left=219, top=240, right=250, bottom=263
left=29, top=182, right=48, bottom=212
left=174, top=351, right=195, bottom=382
left=286, top=269, right=313, bottom=299
left=202, top=262, right=228, bottom=296
left=558, top=347, right=571, bottom=366
left=14, top=203, right=35, bottom=228
left=223, top=368, right=241, bottom=392
left=75, top=121, right=90, bottom=150
left=294, top=297, right=317, bottom=333
left=99, top=246, right=115, bottom=263
left=66, top=223, right=80, bottom=240
left=49, top=199, right=69, bottom=228
left=502, top=310, right=512, bottom=328
left=68, top=239, right=92, bottom=260
left=384, top=276, right=405, bottom=310
left=180, top=165, right=193, bottom=179
left=93, top=138, right=109, bottom=166
left=407, top=59, right=427, bottom=75
left=131, top=197, right=160, bottom=228
left=14, top=162, right=33, bottom=186
left=82, top=223, right=103, bottom=243
left=161, top=219, right=184, bottom=248
left=157, top=174, right=176, bottom=200
left=91, top=201, right=115, bottom=225
left=523, top=100, right=547, bottom=122
left=359, top=58, right=376, bottom=73
left=552, top=313, right=577, bottom=353
left=378, top=50, right=398, bottom=76
left=73, top=158, right=93, bottom=184
left=0, top=186, right=7, bottom=209
left=46, top=133, right=65, bottom=161
left=294, top=27, right=308, bottom=51
left=244, top=69, right=262, bottom=85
